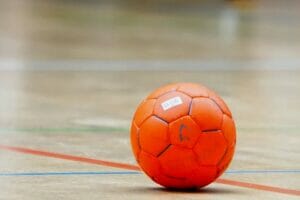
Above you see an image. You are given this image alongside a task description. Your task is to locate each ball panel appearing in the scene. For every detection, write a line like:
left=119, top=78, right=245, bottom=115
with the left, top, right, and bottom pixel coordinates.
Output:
left=190, top=97, right=223, bottom=131
left=147, top=83, right=179, bottom=99
left=189, top=166, right=218, bottom=187
left=217, top=145, right=235, bottom=176
left=153, top=174, right=197, bottom=190
left=134, top=99, right=156, bottom=127
left=153, top=174, right=196, bottom=189
left=139, top=151, right=161, bottom=178
left=154, top=91, right=192, bottom=123
left=139, top=116, right=170, bottom=157
left=169, top=116, right=201, bottom=148
left=158, top=146, right=199, bottom=179
left=222, top=114, right=236, bottom=148
left=130, top=121, right=140, bottom=161
left=177, top=82, right=209, bottom=98
left=208, top=90, right=232, bottom=117
left=193, top=132, right=227, bottom=166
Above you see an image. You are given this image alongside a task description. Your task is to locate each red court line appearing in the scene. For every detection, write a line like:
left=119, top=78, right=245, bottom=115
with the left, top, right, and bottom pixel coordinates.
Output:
left=0, top=145, right=139, bottom=171
left=215, top=179, right=300, bottom=196
left=0, top=144, right=299, bottom=196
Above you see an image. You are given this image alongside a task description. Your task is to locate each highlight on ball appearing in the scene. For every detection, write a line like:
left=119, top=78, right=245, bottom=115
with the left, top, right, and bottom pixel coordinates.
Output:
left=130, top=82, right=236, bottom=189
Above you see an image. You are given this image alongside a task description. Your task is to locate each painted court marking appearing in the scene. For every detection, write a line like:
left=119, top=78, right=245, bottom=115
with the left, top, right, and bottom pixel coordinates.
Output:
left=215, top=179, right=300, bottom=197
left=0, top=171, right=140, bottom=176
left=225, top=169, right=300, bottom=174
left=0, top=145, right=139, bottom=171
left=0, top=170, right=300, bottom=177
left=0, top=144, right=299, bottom=196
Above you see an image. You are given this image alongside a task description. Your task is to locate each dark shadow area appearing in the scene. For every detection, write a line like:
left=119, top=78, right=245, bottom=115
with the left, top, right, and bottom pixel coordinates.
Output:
left=121, top=185, right=244, bottom=195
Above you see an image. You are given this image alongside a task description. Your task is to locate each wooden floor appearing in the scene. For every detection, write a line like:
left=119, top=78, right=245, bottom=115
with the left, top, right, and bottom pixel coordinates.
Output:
left=0, top=0, right=300, bottom=199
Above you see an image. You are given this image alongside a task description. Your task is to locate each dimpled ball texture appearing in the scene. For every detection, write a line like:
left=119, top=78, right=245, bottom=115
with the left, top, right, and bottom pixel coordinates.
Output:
left=130, top=82, right=236, bottom=189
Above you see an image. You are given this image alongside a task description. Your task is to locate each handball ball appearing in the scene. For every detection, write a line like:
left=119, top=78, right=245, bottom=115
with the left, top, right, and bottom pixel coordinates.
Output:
left=130, top=82, right=236, bottom=189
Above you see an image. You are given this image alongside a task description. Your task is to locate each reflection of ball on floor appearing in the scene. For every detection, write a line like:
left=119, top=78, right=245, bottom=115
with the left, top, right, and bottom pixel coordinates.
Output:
left=130, top=82, right=236, bottom=189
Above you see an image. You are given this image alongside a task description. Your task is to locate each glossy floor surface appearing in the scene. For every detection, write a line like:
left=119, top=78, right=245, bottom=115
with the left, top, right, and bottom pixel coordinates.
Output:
left=0, top=0, right=299, bottom=199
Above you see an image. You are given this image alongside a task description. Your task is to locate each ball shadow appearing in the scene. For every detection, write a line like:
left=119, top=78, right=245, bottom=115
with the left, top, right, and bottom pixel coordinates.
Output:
left=123, top=185, right=242, bottom=195
left=151, top=187, right=239, bottom=194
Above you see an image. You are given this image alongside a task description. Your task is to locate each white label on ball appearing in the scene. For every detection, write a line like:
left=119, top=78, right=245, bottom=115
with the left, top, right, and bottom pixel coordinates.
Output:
left=161, top=96, right=183, bottom=111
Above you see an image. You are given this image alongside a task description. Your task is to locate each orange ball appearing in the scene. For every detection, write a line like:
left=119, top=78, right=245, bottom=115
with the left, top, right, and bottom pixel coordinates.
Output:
left=130, top=83, right=236, bottom=189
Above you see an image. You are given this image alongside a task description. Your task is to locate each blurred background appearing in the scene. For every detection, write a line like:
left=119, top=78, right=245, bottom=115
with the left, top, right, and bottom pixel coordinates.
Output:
left=0, top=0, right=300, bottom=69
left=0, top=2, right=300, bottom=198
left=0, top=0, right=300, bottom=134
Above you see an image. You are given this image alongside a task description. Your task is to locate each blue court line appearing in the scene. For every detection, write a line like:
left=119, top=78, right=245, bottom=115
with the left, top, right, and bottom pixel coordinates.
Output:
left=0, top=171, right=141, bottom=176
left=225, top=169, right=300, bottom=174
left=0, top=170, right=299, bottom=177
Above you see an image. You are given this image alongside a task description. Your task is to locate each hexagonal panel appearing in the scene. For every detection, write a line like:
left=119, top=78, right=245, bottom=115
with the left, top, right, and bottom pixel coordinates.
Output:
left=130, top=121, right=140, bottom=161
left=190, top=97, right=223, bottom=131
left=147, top=83, right=179, bottom=99
left=133, top=99, right=156, bottom=127
left=139, top=150, right=161, bottom=178
left=169, top=116, right=201, bottom=148
left=139, top=116, right=170, bottom=156
left=208, top=90, right=232, bottom=117
left=193, top=132, right=227, bottom=166
left=158, top=145, right=199, bottom=178
left=177, top=82, right=209, bottom=98
left=222, top=114, right=236, bottom=148
left=154, top=91, right=192, bottom=123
